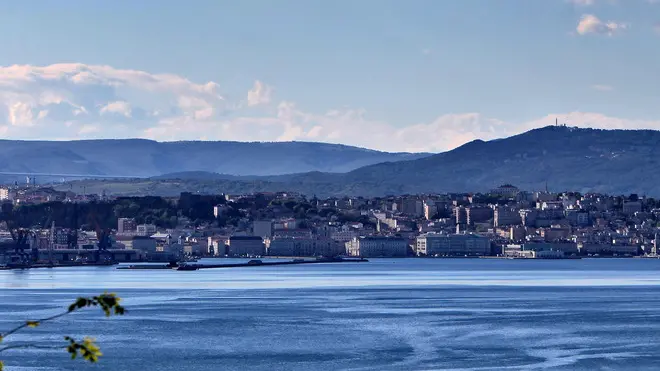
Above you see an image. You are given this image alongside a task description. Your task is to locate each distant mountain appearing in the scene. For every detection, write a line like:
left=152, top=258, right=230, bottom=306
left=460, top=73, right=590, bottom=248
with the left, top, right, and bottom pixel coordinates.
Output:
left=0, top=139, right=430, bottom=180
left=51, top=126, right=660, bottom=197
left=334, top=125, right=660, bottom=195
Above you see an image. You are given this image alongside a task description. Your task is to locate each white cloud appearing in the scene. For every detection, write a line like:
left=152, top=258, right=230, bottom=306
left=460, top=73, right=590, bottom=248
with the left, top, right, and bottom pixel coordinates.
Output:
left=1, top=63, right=659, bottom=152
left=8, top=102, right=35, bottom=126
left=100, top=101, right=132, bottom=117
left=0, top=63, right=226, bottom=138
left=569, top=0, right=596, bottom=6
left=577, top=14, right=627, bottom=35
left=247, top=80, right=273, bottom=107
left=592, top=84, right=614, bottom=91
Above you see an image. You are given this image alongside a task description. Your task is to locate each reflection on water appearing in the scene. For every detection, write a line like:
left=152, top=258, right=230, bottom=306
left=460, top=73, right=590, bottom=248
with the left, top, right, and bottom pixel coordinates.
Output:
left=1, top=259, right=659, bottom=370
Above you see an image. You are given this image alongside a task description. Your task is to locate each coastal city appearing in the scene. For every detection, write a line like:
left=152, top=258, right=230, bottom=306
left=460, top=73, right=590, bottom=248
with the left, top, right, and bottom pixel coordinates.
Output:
left=0, top=181, right=657, bottom=267
left=4, top=1, right=660, bottom=370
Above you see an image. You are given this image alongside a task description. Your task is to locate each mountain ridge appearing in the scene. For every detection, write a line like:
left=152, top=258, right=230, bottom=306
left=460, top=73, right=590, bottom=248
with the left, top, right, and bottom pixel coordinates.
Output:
left=0, top=139, right=431, bottom=179
left=143, top=125, right=660, bottom=197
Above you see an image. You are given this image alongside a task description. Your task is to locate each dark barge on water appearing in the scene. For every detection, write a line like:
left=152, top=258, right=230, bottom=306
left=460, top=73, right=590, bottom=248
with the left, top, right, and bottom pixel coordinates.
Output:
left=0, top=261, right=118, bottom=270
left=117, top=257, right=369, bottom=271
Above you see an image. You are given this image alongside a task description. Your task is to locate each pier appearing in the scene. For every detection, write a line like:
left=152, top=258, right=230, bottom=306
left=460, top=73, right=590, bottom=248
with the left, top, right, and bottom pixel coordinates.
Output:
left=117, top=257, right=369, bottom=271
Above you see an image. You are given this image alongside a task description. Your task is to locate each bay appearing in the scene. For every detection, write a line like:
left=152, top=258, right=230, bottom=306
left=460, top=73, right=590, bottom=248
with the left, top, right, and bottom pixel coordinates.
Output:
left=1, top=258, right=660, bottom=370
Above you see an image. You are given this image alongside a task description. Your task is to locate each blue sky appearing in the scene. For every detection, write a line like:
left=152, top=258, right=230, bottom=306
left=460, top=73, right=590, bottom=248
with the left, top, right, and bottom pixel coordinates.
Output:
left=0, top=0, right=658, bottom=152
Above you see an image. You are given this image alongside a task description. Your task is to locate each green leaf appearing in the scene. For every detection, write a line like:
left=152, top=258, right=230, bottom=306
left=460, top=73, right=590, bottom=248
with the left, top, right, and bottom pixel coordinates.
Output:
left=64, top=336, right=103, bottom=363
left=26, top=321, right=40, bottom=328
left=81, top=337, right=103, bottom=362
left=0, top=360, right=4, bottom=371
left=68, top=298, right=91, bottom=312
left=93, top=293, right=125, bottom=317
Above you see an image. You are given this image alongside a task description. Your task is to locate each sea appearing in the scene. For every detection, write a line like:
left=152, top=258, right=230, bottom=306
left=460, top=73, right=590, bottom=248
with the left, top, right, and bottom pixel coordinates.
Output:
left=1, top=258, right=660, bottom=371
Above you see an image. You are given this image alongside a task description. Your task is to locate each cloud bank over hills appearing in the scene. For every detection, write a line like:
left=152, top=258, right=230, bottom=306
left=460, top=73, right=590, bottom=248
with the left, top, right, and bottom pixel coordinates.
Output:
left=1, top=63, right=659, bottom=153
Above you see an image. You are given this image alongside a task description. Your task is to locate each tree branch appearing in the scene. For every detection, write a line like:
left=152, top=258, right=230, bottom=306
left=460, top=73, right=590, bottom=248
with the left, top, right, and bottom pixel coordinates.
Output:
left=0, top=293, right=123, bottom=369
left=0, top=344, right=64, bottom=353
left=1, top=311, right=70, bottom=339
left=0, top=293, right=124, bottom=342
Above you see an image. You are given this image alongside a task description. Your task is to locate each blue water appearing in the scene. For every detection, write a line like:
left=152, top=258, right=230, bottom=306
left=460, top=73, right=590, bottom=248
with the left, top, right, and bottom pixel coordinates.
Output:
left=2, top=258, right=660, bottom=370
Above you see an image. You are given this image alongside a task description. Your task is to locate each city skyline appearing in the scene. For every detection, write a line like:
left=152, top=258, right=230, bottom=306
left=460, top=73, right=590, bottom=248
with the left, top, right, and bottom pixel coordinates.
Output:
left=1, top=0, right=659, bottom=152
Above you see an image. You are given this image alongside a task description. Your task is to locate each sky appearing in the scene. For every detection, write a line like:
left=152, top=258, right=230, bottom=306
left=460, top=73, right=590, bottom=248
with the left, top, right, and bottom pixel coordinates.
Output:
left=0, top=0, right=658, bottom=152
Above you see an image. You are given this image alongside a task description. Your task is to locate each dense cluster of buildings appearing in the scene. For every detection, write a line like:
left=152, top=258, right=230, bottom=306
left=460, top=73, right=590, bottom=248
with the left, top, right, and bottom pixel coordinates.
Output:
left=2, top=183, right=660, bottom=263
left=0, top=184, right=104, bottom=204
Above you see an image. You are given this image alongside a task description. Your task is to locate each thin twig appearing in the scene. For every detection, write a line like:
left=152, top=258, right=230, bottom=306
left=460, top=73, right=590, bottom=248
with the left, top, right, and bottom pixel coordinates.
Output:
left=1, top=311, right=70, bottom=339
left=0, top=344, right=65, bottom=353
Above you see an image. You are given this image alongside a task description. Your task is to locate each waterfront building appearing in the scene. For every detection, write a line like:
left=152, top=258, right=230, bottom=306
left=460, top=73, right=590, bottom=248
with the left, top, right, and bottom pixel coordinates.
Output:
left=115, top=236, right=158, bottom=252
left=522, top=242, right=579, bottom=255
left=580, top=243, right=640, bottom=256
left=503, top=244, right=535, bottom=258
left=345, top=236, right=407, bottom=258
left=208, top=236, right=230, bottom=256
left=415, top=233, right=491, bottom=257
left=268, top=237, right=343, bottom=257
left=228, top=236, right=265, bottom=257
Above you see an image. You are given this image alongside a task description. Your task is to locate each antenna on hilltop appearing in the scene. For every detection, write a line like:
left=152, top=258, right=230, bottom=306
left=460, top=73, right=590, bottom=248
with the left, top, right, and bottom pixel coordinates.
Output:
left=555, top=118, right=558, bottom=127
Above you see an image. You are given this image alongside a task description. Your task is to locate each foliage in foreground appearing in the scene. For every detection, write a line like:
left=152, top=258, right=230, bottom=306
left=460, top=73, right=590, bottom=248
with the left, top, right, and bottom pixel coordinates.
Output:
left=0, top=293, right=125, bottom=370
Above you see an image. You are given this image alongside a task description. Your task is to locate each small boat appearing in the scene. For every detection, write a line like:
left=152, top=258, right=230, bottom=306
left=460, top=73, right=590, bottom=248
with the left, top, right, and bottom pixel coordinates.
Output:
left=177, top=264, right=199, bottom=271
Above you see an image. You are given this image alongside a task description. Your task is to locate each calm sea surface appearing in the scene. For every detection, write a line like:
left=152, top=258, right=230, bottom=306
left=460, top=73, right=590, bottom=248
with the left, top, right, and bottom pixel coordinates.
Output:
left=2, top=258, right=660, bottom=370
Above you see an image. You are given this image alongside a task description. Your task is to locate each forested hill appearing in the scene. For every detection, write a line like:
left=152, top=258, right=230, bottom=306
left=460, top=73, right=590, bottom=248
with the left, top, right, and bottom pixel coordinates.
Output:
left=51, top=126, right=660, bottom=197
